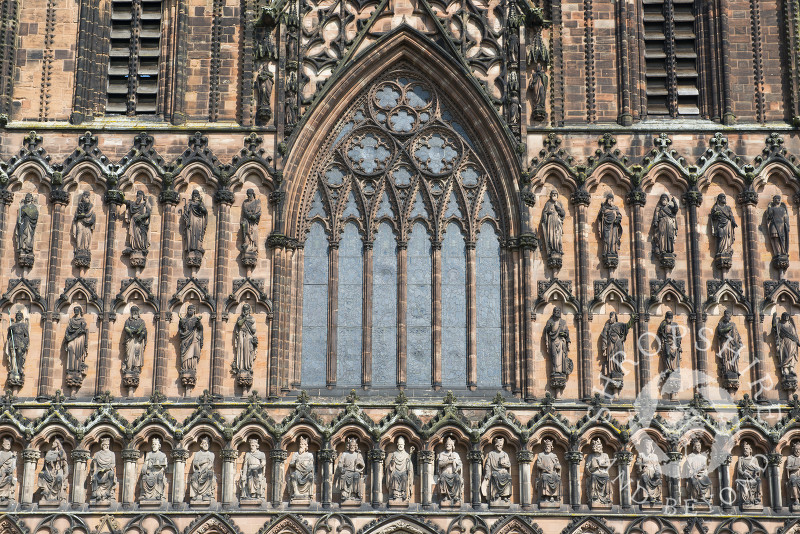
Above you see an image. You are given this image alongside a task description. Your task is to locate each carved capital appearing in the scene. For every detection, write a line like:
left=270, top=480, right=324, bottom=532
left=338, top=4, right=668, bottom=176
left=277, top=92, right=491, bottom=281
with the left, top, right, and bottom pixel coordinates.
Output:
left=222, top=448, right=239, bottom=462
left=0, top=189, right=13, bottom=205
left=615, top=451, right=632, bottom=464
left=267, top=233, right=291, bottom=249
left=318, top=449, right=336, bottom=462
left=71, top=449, right=90, bottom=462
left=682, top=189, right=702, bottom=207
left=367, top=449, right=385, bottom=462
left=518, top=232, right=539, bottom=251
left=570, top=189, right=590, bottom=206
left=767, top=452, right=783, bottom=466
left=172, top=448, right=190, bottom=461
left=22, top=449, right=40, bottom=462
left=737, top=189, right=758, bottom=206
left=722, top=454, right=733, bottom=466
left=269, top=191, right=285, bottom=205
left=50, top=188, right=69, bottom=205
left=105, top=190, right=125, bottom=206
left=565, top=451, right=582, bottom=464
left=667, top=451, right=683, bottom=462
left=214, top=188, right=235, bottom=205
left=270, top=449, right=288, bottom=461
left=121, top=449, right=140, bottom=461
left=467, top=450, right=483, bottom=462
left=626, top=188, right=646, bottom=206
left=160, top=190, right=180, bottom=205
left=517, top=450, right=534, bottom=463
left=419, top=450, right=435, bottom=463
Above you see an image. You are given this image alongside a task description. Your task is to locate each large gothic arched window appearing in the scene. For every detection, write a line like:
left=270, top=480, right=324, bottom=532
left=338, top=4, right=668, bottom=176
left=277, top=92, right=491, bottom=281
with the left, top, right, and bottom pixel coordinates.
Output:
left=299, top=67, right=505, bottom=392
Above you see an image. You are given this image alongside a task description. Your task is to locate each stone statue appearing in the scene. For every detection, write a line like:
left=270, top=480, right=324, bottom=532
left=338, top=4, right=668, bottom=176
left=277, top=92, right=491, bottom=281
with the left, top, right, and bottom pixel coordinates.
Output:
left=240, top=189, right=261, bottom=266
left=787, top=441, right=800, bottom=511
left=683, top=437, right=712, bottom=507
left=178, top=304, right=203, bottom=389
left=385, top=436, right=414, bottom=504
left=657, top=311, right=681, bottom=375
left=289, top=436, right=314, bottom=503
left=255, top=68, right=274, bottom=124
left=651, top=194, right=679, bottom=269
left=716, top=310, right=742, bottom=388
left=71, top=191, right=96, bottom=267
left=437, top=436, right=463, bottom=506
left=189, top=436, right=216, bottom=503
left=600, top=311, right=632, bottom=390
left=38, top=438, right=68, bottom=504
left=0, top=437, right=17, bottom=503
left=15, top=193, right=38, bottom=267
left=123, top=190, right=151, bottom=268
left=481, top=436, right=512, bottom=506
left=239, top=437, right=267, bottom=502
left=181, top=189, right=208, bottom=267
left=140, top=437, right=168, bottom=503
left=536, top=437, right=561, bottom=507
left=545, top=308, right=572, bottom=389
left=528, top=63, right=548, bottom=122
left=4, top=311, right=29, bottom=387
left=766, top=194, right=791, bottom=270
left=334, top=437, right=365, bottom=503
left=64, top=305, right=89, bottom=390
left=709, top=193, right=737, bottom=270
left=586, top=438, right=611, bottom=508
left=540, top=190, right=565, bottom=269
left=597, top=193, right=623, bottom=269
left=122, top=306, right=147, bottom=388
left=635, top=440, right=662, bottom=507
left=90, top=437, right=117, bottom=504
left=233, top=304, right=258, bottom=388
left=773, top=312, right=800, bottom=390
left=735, top=440, right=763, bottom=509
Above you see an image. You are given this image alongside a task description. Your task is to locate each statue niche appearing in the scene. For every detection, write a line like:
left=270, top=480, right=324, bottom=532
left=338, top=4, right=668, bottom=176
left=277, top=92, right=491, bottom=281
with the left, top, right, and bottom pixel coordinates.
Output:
left=4, top=310, right=29, bottom=388
left=14, top=193, right=38, bottom=268
left=71, top=190, right=96, bottom=268
left=64, top=305, right=89, bottom=392
left=178, top=304, right=203, bottom=389
left=0, top=437, right=17, bottom=505
left=121, top=305, right=147, bottom=389
left=289, top=436, right=315, bottom=505
left=181, top=189, right=208, bottom=268
left=122, top=191, right=152, bottom=269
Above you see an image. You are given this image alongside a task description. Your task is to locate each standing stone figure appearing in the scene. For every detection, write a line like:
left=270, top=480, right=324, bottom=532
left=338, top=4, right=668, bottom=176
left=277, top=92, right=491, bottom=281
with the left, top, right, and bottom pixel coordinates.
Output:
left=540, top=190, right=565, bottom=269
left=597, top=193, right=623, bottom=269
left=766, top=195, right=791, bottom=270
left=437, top=436, right=463, bottom=506
left=0, top=437, right=17, bottom=504
left=736, top=440, right=764, bottom=509
left=385, top=436, right=414, bottom=504
left=600, top=312, right=632, bottom=390
left=334, top=437, right=365, bottom=503
left=71, top=191, right=96, bottom=267
left=289, top=436, right=314, bottom=503
left=189, top=436, right=216, bottom=503
left=140, top=437, right=168, bottom=503
left=683, top=438, right=712, bottom=507
left=536, top=438, right=561, bottom=507
left=233, top=304, right=258, bottom=388
left=709, top=194, right=737, bottom=270
left=482, top=436, right=512, bottom=506
left=651, top=194, right=679, bottom=269
left=14, top=193, right=38, bottom=267
left=255, top=68, right=274, bottom=124
left=181, top=189, right=208, bottom=267
left=787, top=441, right=800, bottom=511
left=178, top=304, right=203, bottom=388
left=123, top=190, right=151, bottom=268
left=240, top=189, right=262, bottom=266
left=657, top=311, right=682, bottom=375
left=773, top=312, right=800, bottom=390
left=545, top=308, right=572, bottom=389
left=586, top=438, right=611, bottom=508
left=716, top=310, right=742, bottom=388
left=4, top=311, right=29, bottom=387
left=90, top=437, right=117, bottom=504
left=635, top=440, right=662, bottom=507
left=38, top=438, right=68, bottom=504
left=64, top=305, right=89, bottom=390
left=122, top=306, right=147, bottom=388
left=239, top=437, right=267, bottom=502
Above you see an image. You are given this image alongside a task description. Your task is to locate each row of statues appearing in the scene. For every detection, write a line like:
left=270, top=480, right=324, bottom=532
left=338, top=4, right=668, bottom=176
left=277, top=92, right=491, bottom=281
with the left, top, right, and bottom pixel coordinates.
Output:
left=14, top=188, right=263, bottom=271
left=538, top=191, right=792, bottom=272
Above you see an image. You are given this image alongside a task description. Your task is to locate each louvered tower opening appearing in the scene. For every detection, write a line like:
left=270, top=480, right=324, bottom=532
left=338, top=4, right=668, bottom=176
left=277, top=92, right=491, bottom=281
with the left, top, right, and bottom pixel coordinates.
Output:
left=107, top=0, right=162, bottom=115
left=642, top=0, right=699, bottom=117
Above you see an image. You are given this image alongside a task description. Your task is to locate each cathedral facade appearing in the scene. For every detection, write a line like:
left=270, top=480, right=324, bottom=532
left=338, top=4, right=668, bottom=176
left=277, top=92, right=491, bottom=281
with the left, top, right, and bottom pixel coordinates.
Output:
left=0, top=0, right=798, bottom=532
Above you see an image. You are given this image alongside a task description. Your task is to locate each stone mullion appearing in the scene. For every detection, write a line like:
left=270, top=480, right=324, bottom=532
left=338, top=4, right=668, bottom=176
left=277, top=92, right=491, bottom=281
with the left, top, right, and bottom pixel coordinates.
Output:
left=71, top=448, right=90, bottom=507
left=627, top=190, right=648, bottom=395
left=396, top=242, right=407, bottom=388
left=431, top=241, right=442, bottom=388
left=211, top=193, right=233, bottom=397
left=521, top=237, right=536, bottom=401
left=154, top=194, right=179, bottom=394
left=0, top=192, right=12, bottom=301
left=466, top=242, right=477, bottom=389
left=718, top=0, right=735, bottom=124
left=171, top=448, right=189, bottom=505
left=292, top=247, right=305, bottom=388
left=571, top=190, right=592, bottom=400
left=616, top=0, right=632, bottom=125
left=38, top=190, right=68, bottom=399
left=362, top=242, right=373, bottom=388
left=20, top=449, right=39, bottom=508
left=96, top=192, right=123, bottom=395
left=121, top=448, right=139, bottom=507
left=326, top=243, right=340, bottom=388
left=684, top=189, right=707, bottom=381
left=499, top=245, right=512, bottom=390
left=703, top=0, right=721, bottom=121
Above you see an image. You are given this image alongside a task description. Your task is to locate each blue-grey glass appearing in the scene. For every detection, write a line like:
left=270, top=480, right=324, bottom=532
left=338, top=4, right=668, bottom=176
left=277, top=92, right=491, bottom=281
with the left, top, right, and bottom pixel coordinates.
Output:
left=410, top=192, right=427, bottom=219
left=407, top=85, right=431, bottom=108
left=376, top=192, right=393, bottom=218
left=326, top=165, right=345, bottom=186
left=301, top=222, right=329, bottom=387
left=334, top=121, right=354, bottom=147
left=414, top=134, right=458, bottom=174
left=393, top=166, right=413, bottom=187
left=407, top=224, right=432, bottom=387
left=372, top=223, right=398, bottom=387
left=337, top=223, right=363, bottom=386
left=308, top=190, right=326, bottom=218
left=461, top=166, right=480, bottom=187
left=478, top=191, right=496, bottom=218
left=476, top=223, right=501, bottom=388
left=441, top=222, right=466, bottom=387
left=342, top=192, right=360, bottom=218
left=444, top=192, right=462, bottom=218
left=390, top=109, right=415, bottom=132
left=375, top=85, right=401, bottom=108
left=347, top=133, right=391, bottom=174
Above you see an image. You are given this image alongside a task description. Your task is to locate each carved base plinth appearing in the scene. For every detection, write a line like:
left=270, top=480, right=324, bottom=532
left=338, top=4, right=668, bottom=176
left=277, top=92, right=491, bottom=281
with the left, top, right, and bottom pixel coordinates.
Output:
left=783, top=375, right=798, bottom=392
left=608, top=372, right=623, bottom=391
left=590, top=501, right=612, bottom=510
left=123, top=249, right=148, bottom=268
left=17, top=253, right=33, bottom=268
left=602, top=253, right=619, bottom=270
left=773, top=254, right=790, bottom=272
left=340, top=498, right=362, bottom=507
left=139, top=499, right=165, bottom=508
left=658, top=253, right=675, bottom=270
left=242, top=252, right=257, bottom=267
left=66, top=367, right=87, bottom=389
left=240, top=498, right=265, bottom=507
left=181, top=370, right=197, bottom=389
left=531, top=106, right=546, bottom=122
left=547, top=254, right=562, bottom=270
left=686, top=500, right=710, bottom=511
left=722, top=373, right=739, bottom=391
left=439, top=499, right=462, bottom=508
left=0, top=498, right=15, bottom=507
left=122, top=371, right=140, bottom=389
left=550, top=373, right=567, bottom=390
left=641, top=502, right=662, bottom=511
left=187, top=251, right=204, bottom=267
left=741, top=503, right=762, bottom=512
left=6, top=374, right=23, bottom=388
left=714, top=253, right=733, bottom=271
left=791, top=502, right=800, bottom=513
left=90, top=499, right=112, bottom=507
left=73, top=250, right=91, bottom=267
left=237, top=370, right=253, bottom=388
left=388, top=498, right=410, bottom=508
left=38, top=499, right=65, bottom=507
left=538, top=499, right=561, bottom=509
left=289, top=498, right=312, bottom=507
left=190, top=499, right=213, bottom=507
left=489, top=499, right=511, bottom=509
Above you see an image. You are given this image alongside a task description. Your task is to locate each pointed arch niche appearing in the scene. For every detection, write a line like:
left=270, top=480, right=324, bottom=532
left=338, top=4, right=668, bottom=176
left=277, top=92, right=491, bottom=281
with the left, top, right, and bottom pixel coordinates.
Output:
left=283, top=30, right=523, bottom=394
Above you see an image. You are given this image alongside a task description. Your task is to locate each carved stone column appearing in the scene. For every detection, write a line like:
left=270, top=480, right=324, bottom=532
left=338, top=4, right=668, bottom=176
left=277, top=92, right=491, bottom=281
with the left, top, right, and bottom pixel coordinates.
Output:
left=396, top=241, right=407, bottom=387
left=431, top=241, right=442, bottom=388
left=221, top=447, right=238, bottom=507
left=120, top=448, right=140, bottom=508
left=362, top=241, right=373, bottom=387
left=667, top=449, right=682, bottom=506
left=626, top=187, right=648, bottom=395
left=20, top=449, right=39, bottom=507
left=325, top=243, right=340, bottom=389
left=683, top=188, right=707, bottom=380
left=171, top=448, right=189, bottom=507
left=719, top=454, right=732, bottom=512
left=0, top=190, right=12, bottom=275
left=565, top=450, right=582, bottom=510
left=768, top=452, right=782, bottom=512
left=466, top=241, right=477, bottom=389
left=468, top=448, right=482, bottom=508
left=270, top=448, right=288, bottom=506
left=571, top=188, right=592, bottom=399
left=419, top=450, right=434, bottom=508
left=517, top=450, right=534, bottom=509
left=319, top=448, right=335, bottom=508
left=519, top=234, right=537, bottom=400
left=615, top=450, right=632, bottom=510
left=155, top=189, right=180, bottom=393
left=368, top=448, right=384, bottom=507
left=211, top=188, right=234, bottom=396
left=71, top=448, right=90, bottom=507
